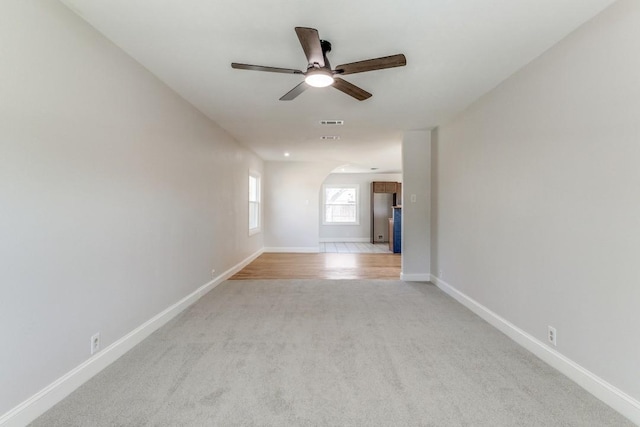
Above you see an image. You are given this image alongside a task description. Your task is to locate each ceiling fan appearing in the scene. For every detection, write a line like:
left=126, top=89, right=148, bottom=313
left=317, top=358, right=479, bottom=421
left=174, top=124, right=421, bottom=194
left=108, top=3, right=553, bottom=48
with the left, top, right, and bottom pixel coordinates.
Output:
left=231, top=27, right=406, bottom=101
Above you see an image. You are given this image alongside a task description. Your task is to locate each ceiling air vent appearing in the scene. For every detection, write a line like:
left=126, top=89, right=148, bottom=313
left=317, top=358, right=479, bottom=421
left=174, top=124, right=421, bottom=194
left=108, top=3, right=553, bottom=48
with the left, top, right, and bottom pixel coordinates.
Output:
left=320, top=120, right=344, bottom=125
left=320, top=136, right=340, bottom=140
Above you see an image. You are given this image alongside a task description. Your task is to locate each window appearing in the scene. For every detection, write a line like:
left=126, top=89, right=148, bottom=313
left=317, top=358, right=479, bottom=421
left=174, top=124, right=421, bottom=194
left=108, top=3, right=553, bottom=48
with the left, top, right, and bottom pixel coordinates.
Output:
left=323, top=184, right=359, bottom=225
left=249, top=171, right=260, bottom=235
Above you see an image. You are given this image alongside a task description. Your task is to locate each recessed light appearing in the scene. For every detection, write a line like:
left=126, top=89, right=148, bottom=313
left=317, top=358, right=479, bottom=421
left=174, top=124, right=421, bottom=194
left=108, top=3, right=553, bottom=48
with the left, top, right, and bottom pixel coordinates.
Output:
left=284, top=152, right=290, bottom=157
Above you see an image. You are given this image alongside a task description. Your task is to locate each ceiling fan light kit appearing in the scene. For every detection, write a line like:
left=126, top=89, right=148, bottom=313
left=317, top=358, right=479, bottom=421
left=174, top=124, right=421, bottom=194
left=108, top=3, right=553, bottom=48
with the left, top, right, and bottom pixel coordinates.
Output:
left=231, top=27, right=406, bottom=101
left=305, top=69, right=334, bottom=87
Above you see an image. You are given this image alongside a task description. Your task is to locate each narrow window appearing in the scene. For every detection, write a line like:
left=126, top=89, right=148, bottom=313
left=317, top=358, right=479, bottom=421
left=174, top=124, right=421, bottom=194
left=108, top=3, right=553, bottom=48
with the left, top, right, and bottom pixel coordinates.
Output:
left=249, top=171, right=260, bottom=235
left=323, top=184, right=359, bottom=225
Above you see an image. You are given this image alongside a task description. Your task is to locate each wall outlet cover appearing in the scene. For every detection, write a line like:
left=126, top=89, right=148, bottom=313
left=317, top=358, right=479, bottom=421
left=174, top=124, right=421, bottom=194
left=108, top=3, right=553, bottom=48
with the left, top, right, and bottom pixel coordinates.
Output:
left=91, top=333, right=100, bottom=355
left=548, top=326, right=557, bottom=346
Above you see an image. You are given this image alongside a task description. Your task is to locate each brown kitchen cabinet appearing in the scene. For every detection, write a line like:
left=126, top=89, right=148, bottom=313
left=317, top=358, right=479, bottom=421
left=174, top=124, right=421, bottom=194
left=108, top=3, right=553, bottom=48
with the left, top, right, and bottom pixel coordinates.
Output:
left=373, top=181, right=399, bottom=194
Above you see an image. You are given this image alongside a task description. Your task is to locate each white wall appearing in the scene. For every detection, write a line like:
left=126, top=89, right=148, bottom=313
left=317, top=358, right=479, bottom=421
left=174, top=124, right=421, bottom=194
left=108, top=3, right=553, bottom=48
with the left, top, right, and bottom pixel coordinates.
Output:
left=0, top=0, right=262, bottom=417
left=402, top=131, right=431, bottom=280
left=263, top=161, right=337, bottom=252
left=433, top=0, right=640, bottom=412
left=320, top=173, right=402, bottom=242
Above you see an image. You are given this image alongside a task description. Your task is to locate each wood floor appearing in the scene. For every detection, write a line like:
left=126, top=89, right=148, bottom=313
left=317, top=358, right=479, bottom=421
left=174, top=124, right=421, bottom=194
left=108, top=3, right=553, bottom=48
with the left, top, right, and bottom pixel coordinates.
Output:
left=230, top=252, right=401, bottom=280
left=319, top=242, right=391, bottom=253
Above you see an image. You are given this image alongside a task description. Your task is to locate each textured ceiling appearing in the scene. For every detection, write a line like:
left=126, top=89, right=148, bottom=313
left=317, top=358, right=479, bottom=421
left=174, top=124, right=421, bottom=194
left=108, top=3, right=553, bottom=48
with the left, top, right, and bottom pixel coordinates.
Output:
left=60, top=0, right=614, bottom=173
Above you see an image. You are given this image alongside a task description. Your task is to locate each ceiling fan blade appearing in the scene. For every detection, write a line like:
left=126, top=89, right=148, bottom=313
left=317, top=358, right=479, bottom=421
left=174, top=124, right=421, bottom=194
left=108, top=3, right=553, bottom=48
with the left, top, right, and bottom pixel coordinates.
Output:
left=335, top=54, right=406, bottom=75
left=332, top=78, right=372, bottom=101
left=279, top=82, right=309, bottom=101
left=295, top=27, right=325, bottom=67
left=231, top=63, right=303, bottom=74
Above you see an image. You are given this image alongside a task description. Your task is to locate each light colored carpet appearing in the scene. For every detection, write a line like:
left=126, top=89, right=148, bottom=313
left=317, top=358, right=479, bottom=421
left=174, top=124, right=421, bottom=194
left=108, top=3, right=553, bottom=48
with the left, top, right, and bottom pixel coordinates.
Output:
left=32, top=280, right=632, bottom=426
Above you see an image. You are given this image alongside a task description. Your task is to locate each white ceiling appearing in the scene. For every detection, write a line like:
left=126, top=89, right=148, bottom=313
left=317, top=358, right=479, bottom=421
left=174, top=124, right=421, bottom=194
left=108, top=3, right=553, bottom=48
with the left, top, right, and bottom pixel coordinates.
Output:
left=60, top=0, right=614, bottom=173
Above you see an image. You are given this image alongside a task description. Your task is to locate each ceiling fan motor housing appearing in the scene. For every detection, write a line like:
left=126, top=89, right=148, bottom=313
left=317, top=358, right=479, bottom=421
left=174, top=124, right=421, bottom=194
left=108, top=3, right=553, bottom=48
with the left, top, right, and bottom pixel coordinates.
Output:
left=320, top=40, right=332, bottom=54
left=308, top=40, right=331, bottom=70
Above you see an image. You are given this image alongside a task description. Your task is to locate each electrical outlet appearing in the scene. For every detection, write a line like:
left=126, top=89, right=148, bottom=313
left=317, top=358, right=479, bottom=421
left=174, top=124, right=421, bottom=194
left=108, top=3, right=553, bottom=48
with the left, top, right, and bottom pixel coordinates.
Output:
left=378, top=235, right=383, bottom=240
left=439, top=270, right=444, bottom=279
left=548, top=326, right=557, bottom=346
left=410, top=194, right=417, bottom=203
left=90, top=333, right=100, bottom=355
left=211, top=268, right=216, bottom=276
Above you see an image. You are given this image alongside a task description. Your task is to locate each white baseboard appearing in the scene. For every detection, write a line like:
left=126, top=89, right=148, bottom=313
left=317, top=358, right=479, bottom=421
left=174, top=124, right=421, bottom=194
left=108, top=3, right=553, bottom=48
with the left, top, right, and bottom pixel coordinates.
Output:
left=400, top=273, right=431, bottom=282
left=0, top=248, right=264, bottom=427
left=264, top=246, right=319, bottom=253
left=430, top=274, right=640, bottom=426
left=319, top=237, right=371, bottom=243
